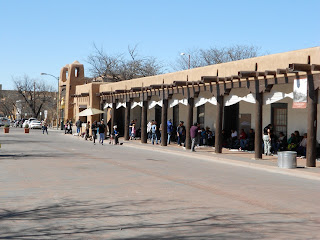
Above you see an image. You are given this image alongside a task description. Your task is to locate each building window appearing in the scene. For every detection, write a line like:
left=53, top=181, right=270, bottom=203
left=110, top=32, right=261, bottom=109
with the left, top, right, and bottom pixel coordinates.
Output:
left=271, top=103, right=287, bottom=137
left=197, top=105, right=205, bottom=128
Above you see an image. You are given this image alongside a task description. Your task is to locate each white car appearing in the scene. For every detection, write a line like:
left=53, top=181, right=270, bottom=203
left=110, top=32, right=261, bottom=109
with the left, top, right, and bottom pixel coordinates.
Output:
left=29, top=120, right=42, bottom=129
left=23, top=120, right=29, bottom=128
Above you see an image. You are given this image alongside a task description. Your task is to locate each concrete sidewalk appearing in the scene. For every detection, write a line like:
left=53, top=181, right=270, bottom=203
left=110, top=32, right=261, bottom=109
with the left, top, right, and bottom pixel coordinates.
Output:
left=117, top=137, right=320, bottom=181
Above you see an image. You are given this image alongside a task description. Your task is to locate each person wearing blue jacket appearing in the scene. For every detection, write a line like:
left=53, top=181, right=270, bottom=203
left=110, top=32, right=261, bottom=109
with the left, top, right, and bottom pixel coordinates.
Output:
left=167, top=119, right=173, bottom=144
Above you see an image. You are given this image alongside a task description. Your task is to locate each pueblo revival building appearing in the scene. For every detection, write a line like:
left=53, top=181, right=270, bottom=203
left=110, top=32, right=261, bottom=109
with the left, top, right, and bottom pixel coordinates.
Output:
left=60, top=47, right=320, bottom=167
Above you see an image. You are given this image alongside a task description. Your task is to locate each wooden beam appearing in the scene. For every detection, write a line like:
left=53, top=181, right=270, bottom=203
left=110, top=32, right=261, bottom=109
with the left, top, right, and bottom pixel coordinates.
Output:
left=131, top=87, right=143, bottom=92
left=238, top=71, right=257, bottom=78
left=311, top=64, right=320, bottom=71
left=231, top=75, right=240, bottom=80
left=265, top=70, right=277, bottom=76
left=173, top=81, right=193, bottom=87
left=277, top=69, right=287, bottom=74
left=307, top=74, right=318, bottom=167
left=288, top=63, right=311, bottom=72
left=201, top=76, right=218, bottom=83
left=161, top=99, right=168, bottom=146
left=256, top=72, right=266, bottom=77
left=124, top=102, right=131, bottom=141
left=114, top=89, right=128, bottom=94
left=141, top=101, right=148, bottom=144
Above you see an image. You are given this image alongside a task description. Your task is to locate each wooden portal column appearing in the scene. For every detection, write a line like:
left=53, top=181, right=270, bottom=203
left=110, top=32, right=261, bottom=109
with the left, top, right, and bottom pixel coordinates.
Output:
left=254, top=89, right=263, bottom=159
left=161, top=99, right=168, bottom=146
left=141, top=100, right=148, bottom=143
left=124, top=101, right=131, bottom=141
left=185, top=98, right=194, bottom=149
left=215, top=95, right=224, bottom=153
left=111, top=102, right=116, bottom=134
left=307, top=74, right=317, bottom=167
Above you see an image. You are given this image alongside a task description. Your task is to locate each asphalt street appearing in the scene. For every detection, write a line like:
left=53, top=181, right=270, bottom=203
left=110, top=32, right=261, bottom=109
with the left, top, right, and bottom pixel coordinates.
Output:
left=0, top=128, right=319, bottom=239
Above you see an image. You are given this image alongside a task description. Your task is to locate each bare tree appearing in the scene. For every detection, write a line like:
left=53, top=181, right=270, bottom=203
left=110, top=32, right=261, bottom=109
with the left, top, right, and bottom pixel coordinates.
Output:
left=173, top=45, right=261, bottom=71
left=0, top=91, right=17, bottom=117
left=87, top=44, right=163, bottom=82
left=13, top=75, right=55, bottom=118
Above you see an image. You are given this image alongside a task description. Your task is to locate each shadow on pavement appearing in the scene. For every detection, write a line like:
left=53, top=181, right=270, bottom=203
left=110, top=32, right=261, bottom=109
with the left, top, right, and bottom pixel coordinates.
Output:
left=0, top=199, right=314, bottom=240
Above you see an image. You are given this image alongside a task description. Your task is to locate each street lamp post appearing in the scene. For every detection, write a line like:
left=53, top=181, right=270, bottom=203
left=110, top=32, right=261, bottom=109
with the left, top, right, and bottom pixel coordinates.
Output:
left=180, top=52, right=191, bottom=70
left=40, top=73, right=59, bottom=130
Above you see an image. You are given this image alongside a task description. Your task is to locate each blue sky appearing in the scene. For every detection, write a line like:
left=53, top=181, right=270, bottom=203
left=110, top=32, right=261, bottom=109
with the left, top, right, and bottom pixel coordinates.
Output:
left=1, top=0, right=319, bottom=90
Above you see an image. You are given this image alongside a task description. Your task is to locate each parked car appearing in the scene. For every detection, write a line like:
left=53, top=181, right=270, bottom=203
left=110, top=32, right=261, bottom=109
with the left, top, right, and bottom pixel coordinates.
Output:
left=0, top=117, right=10, bottom=127
left=23, top=120, right=30, bottom=128
left=29, top=120, right=42, bottom=129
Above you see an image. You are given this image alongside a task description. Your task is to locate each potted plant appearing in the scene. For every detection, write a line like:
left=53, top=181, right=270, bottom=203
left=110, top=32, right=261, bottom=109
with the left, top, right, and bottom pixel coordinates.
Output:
left=24, top=124, right=30, bottom=133
left=4, top=124, right=10, bottom=133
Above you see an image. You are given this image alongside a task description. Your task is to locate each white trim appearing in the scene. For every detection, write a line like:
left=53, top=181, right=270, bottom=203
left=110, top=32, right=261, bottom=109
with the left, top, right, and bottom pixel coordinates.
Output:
left=169, top=98, right=188, bottom=108
left=116, top=102, right=126, bottom=109
left=149, top=100, right=163, bottom=109
left=263, top=91, right=293, bottom=105
left=131, top=101, right=143, bottom=109
left=104, top=103, right=112, bottom=109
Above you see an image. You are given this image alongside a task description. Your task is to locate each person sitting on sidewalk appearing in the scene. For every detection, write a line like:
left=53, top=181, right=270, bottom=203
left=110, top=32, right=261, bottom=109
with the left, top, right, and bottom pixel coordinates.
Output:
left=287, top=133, right=298, bottom=151
left=297, top=133, right=307, bottom=157
left=239, top=129, right=247, bottom=151
left=246, top=129, right=255, bottom=151
left=275, top=132, right=287, bottom=153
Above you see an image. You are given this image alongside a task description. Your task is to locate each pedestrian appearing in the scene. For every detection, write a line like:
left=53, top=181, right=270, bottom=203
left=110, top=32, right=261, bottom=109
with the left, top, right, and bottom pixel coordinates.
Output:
left=263, top=124, right=272, bottom=155
left=167, top=119, right=173, bottom=144
left=98, top=120, right=106, bottom=145
left=147, top=120, right=152, bottom=141
left=91, top=121, right=98, bottom=144
left=151, top=121, right=158, bottom=145
left=190, top=122, right=198, bottom=152
left=42, top=119, right=48, bottom=134
left=114, top=125, right=119, bottom=144
left=76, top=118, right=82, bottom=136
left=85, top=121, right=90, bottom=140
left=177, top=121, right=186, bottom=146
left=130, top=123, right=136, bottom=140
left=64, top=120, right=69, bottom=134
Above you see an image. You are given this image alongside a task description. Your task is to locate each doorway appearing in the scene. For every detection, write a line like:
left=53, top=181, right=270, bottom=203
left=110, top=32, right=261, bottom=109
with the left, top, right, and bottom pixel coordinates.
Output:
left=155, top=105, right=162, bottom=129
left=115, top=107, right=125, bottom=136
left=224, top=103, right=239, bottom=134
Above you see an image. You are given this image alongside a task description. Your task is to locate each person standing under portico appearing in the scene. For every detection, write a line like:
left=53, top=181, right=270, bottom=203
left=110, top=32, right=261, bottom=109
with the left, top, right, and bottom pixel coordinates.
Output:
left=263, top=124, right=272, bottom=156
left=167, top=119, right=173, bottom=144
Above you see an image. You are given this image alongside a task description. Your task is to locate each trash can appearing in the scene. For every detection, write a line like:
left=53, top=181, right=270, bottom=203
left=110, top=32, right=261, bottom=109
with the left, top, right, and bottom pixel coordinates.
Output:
left=277, top=151, right=297, bottom=169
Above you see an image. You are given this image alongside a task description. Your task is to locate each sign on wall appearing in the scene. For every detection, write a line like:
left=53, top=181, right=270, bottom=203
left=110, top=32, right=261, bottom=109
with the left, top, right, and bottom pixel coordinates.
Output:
left=292, top=78, right=307, bottom=108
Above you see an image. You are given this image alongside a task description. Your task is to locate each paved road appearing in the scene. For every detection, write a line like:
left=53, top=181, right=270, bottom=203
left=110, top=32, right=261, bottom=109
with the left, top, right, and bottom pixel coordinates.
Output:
left=0, top=128, right=319, bottom=239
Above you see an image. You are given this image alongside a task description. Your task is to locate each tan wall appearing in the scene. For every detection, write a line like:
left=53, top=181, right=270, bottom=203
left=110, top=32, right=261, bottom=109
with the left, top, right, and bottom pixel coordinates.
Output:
left=99, top=47, right=320, bottom=93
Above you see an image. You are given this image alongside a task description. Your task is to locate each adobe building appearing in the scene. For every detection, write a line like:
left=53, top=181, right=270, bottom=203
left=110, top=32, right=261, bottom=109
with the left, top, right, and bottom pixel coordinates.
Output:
left=62, top=47, right=320, bottom=167
left=59, top=61, right=90, bottom=123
